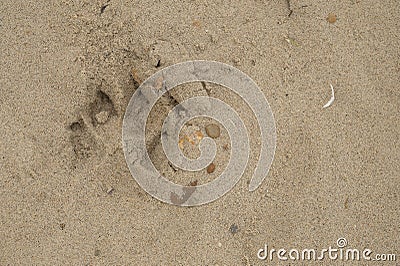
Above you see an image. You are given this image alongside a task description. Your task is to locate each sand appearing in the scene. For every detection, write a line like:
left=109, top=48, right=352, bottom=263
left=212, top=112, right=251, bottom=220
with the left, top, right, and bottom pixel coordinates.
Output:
left=1, top=0, right=399, bottom=265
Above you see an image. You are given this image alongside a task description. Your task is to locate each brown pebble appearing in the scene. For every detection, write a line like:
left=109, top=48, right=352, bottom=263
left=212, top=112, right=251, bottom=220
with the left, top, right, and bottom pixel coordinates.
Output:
left=205, top=124, right=220, bottom=138
left=189, top=180, right=198, bottom=186
left=131, top=68, right=142, bottom=84
left=327, top=13, right=337, bottom=23
left=192, top=19, right=202, bottom=28
left=207, top=163, right=215, bottom=174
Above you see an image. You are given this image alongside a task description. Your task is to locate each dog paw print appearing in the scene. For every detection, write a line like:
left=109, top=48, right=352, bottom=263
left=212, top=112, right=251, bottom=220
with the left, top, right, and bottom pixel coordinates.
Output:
left=69, top=89, right=117, bottom=162
left=89, top=90, right=116, bottom=127
left=69, top=118, right=97, bottom=160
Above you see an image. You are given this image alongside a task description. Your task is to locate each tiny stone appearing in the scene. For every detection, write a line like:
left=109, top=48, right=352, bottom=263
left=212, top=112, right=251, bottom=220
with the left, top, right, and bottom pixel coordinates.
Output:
left=95, top=111, right=109, bottom=124
left=327, top=13, right=337, bottom=23
left=94, top=249, right=100, bottom=256
left=229, top=224, right=239, bottom=234
left=218, top=242, right=222, bottom=247
left=189, top=180, right=198, bottom=186
left=205, top=124, right=220, bottom=138
left=207, top=163, right=215, bottom=174
left=106, top=187, right=114, bottom=194
left=232, top=58, right=241, bottom=66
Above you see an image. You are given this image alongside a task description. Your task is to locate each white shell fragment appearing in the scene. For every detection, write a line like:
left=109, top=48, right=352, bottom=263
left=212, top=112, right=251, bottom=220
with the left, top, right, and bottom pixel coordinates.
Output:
left=323, top=84, right=335, bottom=108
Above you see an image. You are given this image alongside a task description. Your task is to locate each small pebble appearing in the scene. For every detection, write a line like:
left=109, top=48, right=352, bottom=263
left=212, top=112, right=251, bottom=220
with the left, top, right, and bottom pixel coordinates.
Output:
left=205, top=124, right=220, bottom=138
left=207, top=163, right=215, bottom=174
left=106, top=187, right=114, bottom=194
left=189, top=180, right=198, bottom=186
left=131, top=68, right=142, bottom=84
left=95, top=111, right=109, bottom=124
left=229, top=224, right=239, bottom=234
left=218, top=242, right=222, bottom=247
left=192, top=19, right=202, bottom=28
left=94, top=249, right=100, bottom=256
left=327, top=13, right=337, bottom=23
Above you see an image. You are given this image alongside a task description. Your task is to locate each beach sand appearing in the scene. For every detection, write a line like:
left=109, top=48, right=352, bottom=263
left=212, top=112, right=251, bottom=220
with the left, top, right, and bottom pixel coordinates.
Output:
left=1, top=0, right=399, bottom=264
